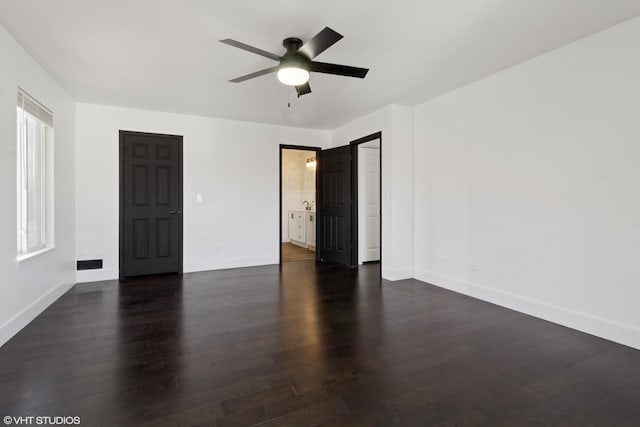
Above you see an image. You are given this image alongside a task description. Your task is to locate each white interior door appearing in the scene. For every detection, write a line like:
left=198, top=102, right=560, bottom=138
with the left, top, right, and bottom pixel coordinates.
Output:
left=358, top=143, right=380, bottom=263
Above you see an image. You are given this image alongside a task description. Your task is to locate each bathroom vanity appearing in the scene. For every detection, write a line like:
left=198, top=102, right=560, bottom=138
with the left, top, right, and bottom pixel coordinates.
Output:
left=288, top=210, right=316, bottom=250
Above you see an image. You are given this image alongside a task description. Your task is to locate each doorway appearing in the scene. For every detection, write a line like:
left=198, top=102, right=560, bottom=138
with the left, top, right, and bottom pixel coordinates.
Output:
left=279, top=145, right=320, bottom=263
left=316, top=132, right=382, bottom=268
left=279, top=134, right=382, bottom=270
left=351, top=132, right=382, bottom=266
left=119, top=131, right=183, bottom=278
left=355, top=136, right=381, bottom=264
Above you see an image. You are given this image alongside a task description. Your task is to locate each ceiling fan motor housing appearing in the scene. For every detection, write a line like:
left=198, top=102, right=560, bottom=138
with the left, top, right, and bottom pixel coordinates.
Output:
left=283, top=37, right=303, bottom=53
left=280, top=37, right=308, bottom=70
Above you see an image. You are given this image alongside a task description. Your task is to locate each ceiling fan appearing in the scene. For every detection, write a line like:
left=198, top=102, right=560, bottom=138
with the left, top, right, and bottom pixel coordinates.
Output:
left=220, top=27, right=369, bottom=97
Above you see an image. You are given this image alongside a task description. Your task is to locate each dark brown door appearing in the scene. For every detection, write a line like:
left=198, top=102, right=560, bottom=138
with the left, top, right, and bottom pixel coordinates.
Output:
left=120, top=131, right=183, bottom=277
left=318, top=145, right=352, bottom=266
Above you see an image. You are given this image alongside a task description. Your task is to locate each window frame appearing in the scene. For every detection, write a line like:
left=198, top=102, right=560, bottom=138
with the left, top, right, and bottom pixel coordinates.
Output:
left=16, top=89, right=55, bottom=262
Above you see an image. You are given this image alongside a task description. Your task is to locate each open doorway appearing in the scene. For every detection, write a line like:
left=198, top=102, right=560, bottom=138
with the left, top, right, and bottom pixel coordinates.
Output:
left=279, top=145, right=320, bottom=263
left=351, top=132, right=382, bottom=266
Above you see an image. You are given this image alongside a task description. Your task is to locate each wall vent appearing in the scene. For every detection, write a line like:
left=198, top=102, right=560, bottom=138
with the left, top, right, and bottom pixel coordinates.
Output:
left=77, top=259, right=103, bottom=270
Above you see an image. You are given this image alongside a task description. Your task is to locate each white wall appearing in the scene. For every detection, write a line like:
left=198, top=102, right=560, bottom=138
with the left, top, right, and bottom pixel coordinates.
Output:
left=0, top=26, right=75, bottom=346
left=414, top=17, right=640, bottom=349
left=281, top=149, right=316, bottom=242
left=75, top=103, right=330, bottom=282
left=331, top=105, right=414, bottom=280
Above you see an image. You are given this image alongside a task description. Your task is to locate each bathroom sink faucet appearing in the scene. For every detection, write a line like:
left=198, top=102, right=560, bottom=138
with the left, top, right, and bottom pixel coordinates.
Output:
left=303, top=201, right=311, bottom=210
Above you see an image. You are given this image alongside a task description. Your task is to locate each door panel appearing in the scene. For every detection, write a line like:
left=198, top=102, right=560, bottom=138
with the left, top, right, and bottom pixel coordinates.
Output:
left=358, top=145, right=381, bottom=263
left=133, top=165, right=148, bottom=205
left=156, top=166, right=171, bottom=205
left=318, top=145, right=352, bottom=266
left=365, top=217, right=380, bottom=248
left=156, top=218, right=172, bottom=257
left=133, top=219, right=149, bottom=260
left=121, top=132, right=183, bottom=277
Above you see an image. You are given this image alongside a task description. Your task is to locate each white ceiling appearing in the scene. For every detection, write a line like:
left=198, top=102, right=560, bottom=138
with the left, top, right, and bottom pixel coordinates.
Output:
left=1, top=1, right=639, bottom=130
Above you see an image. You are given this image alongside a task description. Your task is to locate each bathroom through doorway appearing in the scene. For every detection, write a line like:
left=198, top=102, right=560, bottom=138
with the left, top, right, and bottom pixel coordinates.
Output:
left=279, top=145, right=320, bottom=263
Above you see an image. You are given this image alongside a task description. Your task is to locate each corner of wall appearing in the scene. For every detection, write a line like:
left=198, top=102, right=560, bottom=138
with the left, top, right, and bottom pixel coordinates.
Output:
left=0, top=274, right=75, bottom=347
left=388, top=104, right=415, bottom=279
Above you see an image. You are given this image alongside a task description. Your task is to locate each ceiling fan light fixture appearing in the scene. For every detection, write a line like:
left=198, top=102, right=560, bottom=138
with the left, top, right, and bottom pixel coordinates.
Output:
left=277, top=67, right=309, bottom=86
left=222, top=27, right=369, bottom=96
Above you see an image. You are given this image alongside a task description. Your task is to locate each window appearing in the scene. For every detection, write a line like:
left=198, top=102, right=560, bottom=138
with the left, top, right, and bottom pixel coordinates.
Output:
left=17, top=90, right=54, bottom=257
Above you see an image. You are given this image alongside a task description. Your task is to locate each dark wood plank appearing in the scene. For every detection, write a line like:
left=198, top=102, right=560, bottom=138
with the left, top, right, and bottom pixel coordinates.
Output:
left=1, top=261, right=639, bottom=426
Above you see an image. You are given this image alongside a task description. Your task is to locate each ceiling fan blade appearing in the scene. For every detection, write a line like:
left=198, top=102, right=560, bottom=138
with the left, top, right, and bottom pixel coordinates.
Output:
left=220, top=39, right=281, bottom=61
left=309, top=61, right=369, bottom=78
left=298, top=27, right=343, bottom=59
left=229, top=66, right=279, bottom=83
left=296, top=82, right=312, bottom=97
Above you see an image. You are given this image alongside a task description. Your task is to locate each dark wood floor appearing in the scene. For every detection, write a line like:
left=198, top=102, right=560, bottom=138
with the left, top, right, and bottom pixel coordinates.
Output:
left=1, top=261, right=640, bottom=426
left=281, top=243, right=316, bottom=263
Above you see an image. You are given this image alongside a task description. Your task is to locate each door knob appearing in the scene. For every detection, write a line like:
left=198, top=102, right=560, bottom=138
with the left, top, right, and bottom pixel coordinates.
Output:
left=169, top=210, right=181, bottom=215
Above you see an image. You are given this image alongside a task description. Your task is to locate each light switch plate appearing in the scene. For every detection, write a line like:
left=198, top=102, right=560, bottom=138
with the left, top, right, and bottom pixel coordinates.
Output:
left=196, top=194, right=203, bottom=202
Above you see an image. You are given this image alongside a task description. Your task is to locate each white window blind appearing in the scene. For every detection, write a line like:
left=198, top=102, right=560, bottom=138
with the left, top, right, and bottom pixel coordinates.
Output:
left=17, top=89, right=54, bottom=256
left=17, top=91, right=53, bottom=127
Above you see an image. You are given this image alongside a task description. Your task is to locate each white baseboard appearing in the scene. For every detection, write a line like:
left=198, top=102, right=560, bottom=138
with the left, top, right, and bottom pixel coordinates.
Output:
left=382, top=267, right=414, bottom=281
left=0, top=275, right=75, bottom=347
left=75, top=268, right=118, bottom=283
left=75, top=256, right=280, bottom=283
left=415, top=269, right=640, bottom=350
left=184, top=256, right=278, bottom=273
